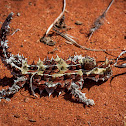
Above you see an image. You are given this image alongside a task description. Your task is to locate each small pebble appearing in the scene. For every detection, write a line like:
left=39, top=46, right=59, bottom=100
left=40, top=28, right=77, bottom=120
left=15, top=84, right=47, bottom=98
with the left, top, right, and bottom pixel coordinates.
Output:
left=75, top=21, right=83, bottom=25
left=17, top=13, right=20, bottom=17
left=29, top=119, right=36, bottom=122
left=29, top=2, right=32, bottom=5
left=105, top=116, right=109, bottom=119
left=24, top=97, right=29, bottom=103
left=14, top=114, right=20, bottom=118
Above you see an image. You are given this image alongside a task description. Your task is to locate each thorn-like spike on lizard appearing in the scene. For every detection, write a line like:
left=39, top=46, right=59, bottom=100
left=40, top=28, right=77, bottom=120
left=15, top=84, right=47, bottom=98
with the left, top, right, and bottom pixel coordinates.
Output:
left=45, top=88, right=54, bottom=97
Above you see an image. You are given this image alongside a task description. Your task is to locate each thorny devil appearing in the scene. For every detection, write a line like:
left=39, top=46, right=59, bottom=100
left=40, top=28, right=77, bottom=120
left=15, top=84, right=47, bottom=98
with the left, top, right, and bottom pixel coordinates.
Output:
left=0, top=13, right=112, bottom=106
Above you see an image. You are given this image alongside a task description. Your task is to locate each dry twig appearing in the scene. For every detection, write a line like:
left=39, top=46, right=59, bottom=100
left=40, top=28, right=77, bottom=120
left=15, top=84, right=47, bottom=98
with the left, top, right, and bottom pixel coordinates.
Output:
left=45, top=0, right=66, bottom=35
left=53, top=26, right=119, bottom=52
left=114, top=50, right=126, bottom=68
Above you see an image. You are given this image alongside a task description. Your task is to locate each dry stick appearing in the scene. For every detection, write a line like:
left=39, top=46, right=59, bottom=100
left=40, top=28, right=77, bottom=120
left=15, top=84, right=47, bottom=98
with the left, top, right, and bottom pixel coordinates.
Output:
left=11, top=29, right=20, bottom=36
left=113, top=50, right=126, bottom=68
left=53, top=27, right=118, bottom=52
left=88, top=0, right=114, bottom=40
left=45, top=0, right=66, bottom=35
left=30, top=72, right=38, bottom=97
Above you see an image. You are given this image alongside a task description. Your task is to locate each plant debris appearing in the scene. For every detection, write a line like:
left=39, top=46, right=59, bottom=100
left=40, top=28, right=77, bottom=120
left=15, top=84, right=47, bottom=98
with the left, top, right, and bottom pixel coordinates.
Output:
left=88, top=0, right=115, bottom=40
left=40, top=36, right=56, bottom=46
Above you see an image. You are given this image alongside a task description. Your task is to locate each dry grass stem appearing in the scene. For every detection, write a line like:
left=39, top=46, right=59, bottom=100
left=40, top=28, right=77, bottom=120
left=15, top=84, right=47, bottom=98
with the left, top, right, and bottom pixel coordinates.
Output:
left=88, top=0, right=114, bottom=40
left=53, top=27, right=119, bottom=52
left=45, top=0, right=66, bottom=35
left=114, top=50, right=126, bottom=68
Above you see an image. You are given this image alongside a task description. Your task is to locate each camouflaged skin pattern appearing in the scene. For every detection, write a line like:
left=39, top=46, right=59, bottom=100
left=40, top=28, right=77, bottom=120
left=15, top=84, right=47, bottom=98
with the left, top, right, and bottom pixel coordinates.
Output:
left=0, top=13, right=112, bottom=105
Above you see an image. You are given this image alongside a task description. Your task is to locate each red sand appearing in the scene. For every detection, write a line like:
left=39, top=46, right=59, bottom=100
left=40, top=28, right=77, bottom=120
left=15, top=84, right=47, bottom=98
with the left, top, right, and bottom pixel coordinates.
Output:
left=0, top=0, right=125, bottom=125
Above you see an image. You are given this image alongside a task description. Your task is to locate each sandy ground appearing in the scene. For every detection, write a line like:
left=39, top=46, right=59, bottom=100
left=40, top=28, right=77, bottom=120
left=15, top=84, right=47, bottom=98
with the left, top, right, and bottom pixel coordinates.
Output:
left=0, top=0, right=126, bottom=125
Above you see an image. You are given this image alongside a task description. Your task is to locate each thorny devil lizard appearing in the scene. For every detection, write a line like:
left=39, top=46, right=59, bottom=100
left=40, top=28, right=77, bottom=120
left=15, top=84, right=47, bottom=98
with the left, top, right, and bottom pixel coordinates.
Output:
left=0, top=13, right=112, bottom=106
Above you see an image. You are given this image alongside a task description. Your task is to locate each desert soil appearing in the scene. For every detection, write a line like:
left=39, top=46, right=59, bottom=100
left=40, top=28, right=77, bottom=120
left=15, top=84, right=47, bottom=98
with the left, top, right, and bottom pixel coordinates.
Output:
left=0, top=0, right=126, bottom=126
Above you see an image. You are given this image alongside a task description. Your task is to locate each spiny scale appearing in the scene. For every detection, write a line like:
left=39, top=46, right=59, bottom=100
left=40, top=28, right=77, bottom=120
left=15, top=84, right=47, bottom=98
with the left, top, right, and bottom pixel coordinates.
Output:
left=24, top=55, right=112, bottom=99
